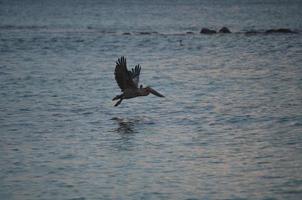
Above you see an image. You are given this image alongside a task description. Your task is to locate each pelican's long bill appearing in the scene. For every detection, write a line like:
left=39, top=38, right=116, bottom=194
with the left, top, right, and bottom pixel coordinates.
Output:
left=149, top=87, right=165, bottom=97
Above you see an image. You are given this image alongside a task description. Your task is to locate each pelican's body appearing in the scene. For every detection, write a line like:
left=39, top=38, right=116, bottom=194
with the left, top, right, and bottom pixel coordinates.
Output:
left=113, top=57, right=164, bottom=106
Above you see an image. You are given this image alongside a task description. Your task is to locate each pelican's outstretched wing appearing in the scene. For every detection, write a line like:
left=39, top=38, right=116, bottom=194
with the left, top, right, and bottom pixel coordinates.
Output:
left=115, top=57, right=138, bottom=91
left=129, top=64, right=141, bottom=88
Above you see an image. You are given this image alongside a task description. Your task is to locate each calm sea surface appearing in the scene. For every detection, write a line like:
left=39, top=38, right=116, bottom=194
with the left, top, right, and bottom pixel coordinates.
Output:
left=1, top=0, right=302, bottom=199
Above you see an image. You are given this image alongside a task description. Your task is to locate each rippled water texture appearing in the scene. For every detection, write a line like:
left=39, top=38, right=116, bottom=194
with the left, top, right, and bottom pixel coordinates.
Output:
left=1, top=0, right=302, bottom=199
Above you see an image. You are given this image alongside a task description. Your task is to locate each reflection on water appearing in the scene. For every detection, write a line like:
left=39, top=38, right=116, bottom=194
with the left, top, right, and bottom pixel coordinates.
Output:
left=110, top=117, right=140, bottom=152
left=111, top=117, right=138, bottom=134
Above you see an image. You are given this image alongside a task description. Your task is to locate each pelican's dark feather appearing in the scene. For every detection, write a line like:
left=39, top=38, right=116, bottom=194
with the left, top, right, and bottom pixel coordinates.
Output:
left=114, top=56, right=138, bottom=91
left=129, top=64, right=141, bottom=87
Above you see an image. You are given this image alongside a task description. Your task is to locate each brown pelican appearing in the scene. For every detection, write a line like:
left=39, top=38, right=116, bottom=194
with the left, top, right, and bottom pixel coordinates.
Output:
left=113, top=56, right=164, bottom=107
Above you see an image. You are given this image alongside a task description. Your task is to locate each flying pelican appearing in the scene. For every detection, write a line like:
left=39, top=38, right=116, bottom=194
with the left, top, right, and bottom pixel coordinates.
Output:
left=112, top=56, right=164, bottom=107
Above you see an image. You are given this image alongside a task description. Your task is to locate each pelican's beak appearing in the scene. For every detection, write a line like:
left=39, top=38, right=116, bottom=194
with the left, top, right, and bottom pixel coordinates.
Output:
left=149, top=87, right=164, bottom=97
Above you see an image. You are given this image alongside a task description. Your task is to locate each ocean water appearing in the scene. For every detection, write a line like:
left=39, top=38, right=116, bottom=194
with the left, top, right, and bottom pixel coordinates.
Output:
left=1, top=0, right=302, bottom=199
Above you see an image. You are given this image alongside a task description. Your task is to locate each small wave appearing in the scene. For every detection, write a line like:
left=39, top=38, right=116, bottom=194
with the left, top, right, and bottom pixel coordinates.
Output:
left=86, top=26, right=116, bottom=34
left=0, top=25, right=48, bottom=30
left=68, top=197, right=86, bottom=200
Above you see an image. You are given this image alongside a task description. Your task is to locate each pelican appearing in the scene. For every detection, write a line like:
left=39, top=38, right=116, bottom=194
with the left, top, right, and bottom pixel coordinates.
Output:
left=113, top=56, right=164, bottom=107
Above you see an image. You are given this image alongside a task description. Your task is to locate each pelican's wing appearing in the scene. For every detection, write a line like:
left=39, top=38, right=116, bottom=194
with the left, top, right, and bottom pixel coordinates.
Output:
left=114, top=57, right=137, bottom=91
left=129, top=64, right=141, bottom=88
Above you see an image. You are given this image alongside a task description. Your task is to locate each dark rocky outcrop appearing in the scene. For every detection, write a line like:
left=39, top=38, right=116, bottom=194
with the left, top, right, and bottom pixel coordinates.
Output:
left=138, top=32, right=152, bottom=35
left=200, top=28, right=216, bottom=34
left=265, top=28, right=296, bottom=34
left=244, top=28, right=298, bottom=35
left=219, top=27, right=231, bottom=33
left=136, top=31, right=159, bottom=35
